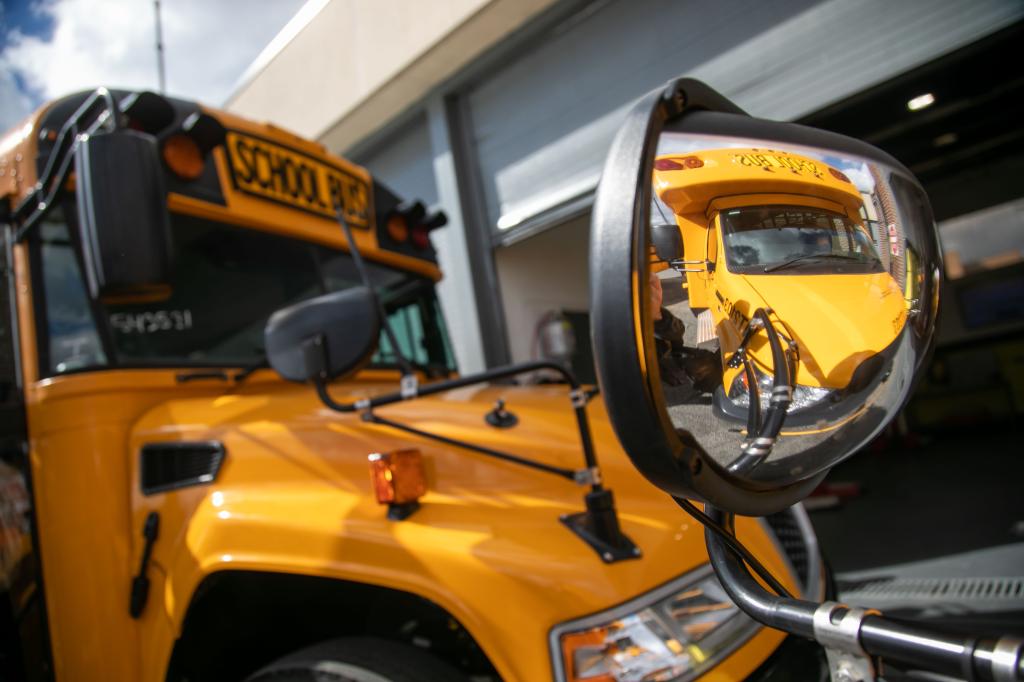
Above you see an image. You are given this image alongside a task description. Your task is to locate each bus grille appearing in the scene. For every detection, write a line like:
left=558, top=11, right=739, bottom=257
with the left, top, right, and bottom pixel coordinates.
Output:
left=766, top=509, right=811, bottom=587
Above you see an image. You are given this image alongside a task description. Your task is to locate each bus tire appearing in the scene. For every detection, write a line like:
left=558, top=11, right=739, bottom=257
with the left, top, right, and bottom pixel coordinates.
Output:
left=245, top=637, right=469, bottom=682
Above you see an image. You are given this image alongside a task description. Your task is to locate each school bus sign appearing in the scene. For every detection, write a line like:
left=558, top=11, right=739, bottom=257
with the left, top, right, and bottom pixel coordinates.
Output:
left=224, top=130, right=371, bottom=228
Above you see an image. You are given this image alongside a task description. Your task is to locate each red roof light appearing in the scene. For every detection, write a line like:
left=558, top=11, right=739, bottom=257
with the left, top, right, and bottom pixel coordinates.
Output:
left=829, top=167, right=851, bottom=183
left=654, top=158, right=684, bottom=171
left=654, top=156, right=703, bottom=171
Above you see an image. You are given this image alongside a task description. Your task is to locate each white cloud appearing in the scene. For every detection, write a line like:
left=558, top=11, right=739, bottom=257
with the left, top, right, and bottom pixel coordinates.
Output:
left=1, top=0, right=305, bottom=125
left=843, top=163, right=876, bottom=194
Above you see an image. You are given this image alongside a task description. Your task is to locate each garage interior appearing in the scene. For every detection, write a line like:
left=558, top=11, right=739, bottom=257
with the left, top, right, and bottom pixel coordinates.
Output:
left=796, top=21, right=1024, bottom=636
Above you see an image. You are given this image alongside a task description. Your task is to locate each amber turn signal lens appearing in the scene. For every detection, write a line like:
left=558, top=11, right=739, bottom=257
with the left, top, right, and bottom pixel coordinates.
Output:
left=368, top=449, right=426, bottom=505
left=560, top=628, right=615, bottom=682
left=162, top=134, right=205, bottom=180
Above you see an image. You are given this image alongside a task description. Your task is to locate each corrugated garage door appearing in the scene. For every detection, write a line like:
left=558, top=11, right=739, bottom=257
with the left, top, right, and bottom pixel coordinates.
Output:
left=467, top=0, right=1024, bottom=240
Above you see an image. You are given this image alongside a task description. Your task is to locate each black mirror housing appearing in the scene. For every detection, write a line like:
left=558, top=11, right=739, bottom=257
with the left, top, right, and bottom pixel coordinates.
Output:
left=75, top=130, right=173, bottom=300
left=265, top=287, right=381, bottom=383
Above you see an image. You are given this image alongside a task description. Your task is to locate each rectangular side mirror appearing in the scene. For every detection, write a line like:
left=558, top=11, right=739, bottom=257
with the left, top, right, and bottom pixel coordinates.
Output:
left=651, top=222, right=684, bottom=262
left=75, top=130, right=173, bottom=300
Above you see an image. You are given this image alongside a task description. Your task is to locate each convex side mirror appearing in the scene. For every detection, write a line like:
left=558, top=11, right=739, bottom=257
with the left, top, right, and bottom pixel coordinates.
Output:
left=589, top=79, right=942, bottom=516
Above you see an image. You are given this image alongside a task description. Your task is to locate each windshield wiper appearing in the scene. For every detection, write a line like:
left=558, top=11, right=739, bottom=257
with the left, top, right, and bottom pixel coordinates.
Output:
left=763, top=253, right=866, bottom=273
left=233, top=357, right=269, bottom=383
left=176, top=369, right=230, bottom=383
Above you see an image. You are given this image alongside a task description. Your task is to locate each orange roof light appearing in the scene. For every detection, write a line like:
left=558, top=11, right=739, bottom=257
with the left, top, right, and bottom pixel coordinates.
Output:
left=162, top=134, right=204, bottom=180
left=387, top=213, right=409, bottom=243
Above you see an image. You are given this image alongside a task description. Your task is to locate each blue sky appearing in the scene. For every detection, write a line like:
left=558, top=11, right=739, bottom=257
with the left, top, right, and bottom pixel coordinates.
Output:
left=0, top=0, right=306, bottom=130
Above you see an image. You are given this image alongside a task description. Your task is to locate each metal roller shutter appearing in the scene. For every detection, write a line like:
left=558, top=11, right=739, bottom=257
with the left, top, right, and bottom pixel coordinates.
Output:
left=467, top=0, right=1023, bottom=239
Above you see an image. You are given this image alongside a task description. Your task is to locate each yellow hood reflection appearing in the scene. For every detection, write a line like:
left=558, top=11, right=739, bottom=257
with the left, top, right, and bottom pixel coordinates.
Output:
left=742, top=271, right=906, bottom=388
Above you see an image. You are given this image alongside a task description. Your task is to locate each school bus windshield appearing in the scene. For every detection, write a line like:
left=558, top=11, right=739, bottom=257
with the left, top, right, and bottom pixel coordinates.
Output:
left=34, top=208, right=456, bottom=377
left=720, top=205, right=883, bottom=275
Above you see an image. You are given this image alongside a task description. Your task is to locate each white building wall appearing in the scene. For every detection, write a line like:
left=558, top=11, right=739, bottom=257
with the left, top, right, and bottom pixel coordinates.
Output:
left=226, top=0, right=558, bottom=148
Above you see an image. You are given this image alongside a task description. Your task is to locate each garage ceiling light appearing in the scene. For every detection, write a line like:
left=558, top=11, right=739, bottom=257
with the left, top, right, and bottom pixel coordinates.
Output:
left=907, top=93, right=936, bottom=111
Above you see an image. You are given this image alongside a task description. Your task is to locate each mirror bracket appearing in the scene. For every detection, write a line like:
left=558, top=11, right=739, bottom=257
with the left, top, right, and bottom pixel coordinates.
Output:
left=560, top=489, right=642, bottom=563
left=813, top=602, right=881, bottom=682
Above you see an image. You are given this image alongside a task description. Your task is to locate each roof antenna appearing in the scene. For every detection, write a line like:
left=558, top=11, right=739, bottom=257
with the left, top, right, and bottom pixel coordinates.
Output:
left=154, top=0, right=167, bottom=94
left=333, top=206, right=419, bottom=397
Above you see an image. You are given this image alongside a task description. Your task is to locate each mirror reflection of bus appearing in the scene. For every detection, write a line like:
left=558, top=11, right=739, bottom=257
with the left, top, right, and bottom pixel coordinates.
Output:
left=651, top=147, right=907, bottom=435
left=589, top=78, right=1021, bottom=682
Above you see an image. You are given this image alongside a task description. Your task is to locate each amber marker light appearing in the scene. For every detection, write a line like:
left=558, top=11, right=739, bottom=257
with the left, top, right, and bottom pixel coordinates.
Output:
left=367, top=449, right=427, bottom=507
left=560, top=628, right=616, bottom=682
left=162, top=134, right=205, bottom=180
left=387, top=213, right=409, bottom=243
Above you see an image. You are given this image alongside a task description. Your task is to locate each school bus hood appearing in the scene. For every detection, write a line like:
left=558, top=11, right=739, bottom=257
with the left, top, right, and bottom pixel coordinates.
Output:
left=128, top=380, right=794, bottom=680
left=741, top=271, right=906, bottom=388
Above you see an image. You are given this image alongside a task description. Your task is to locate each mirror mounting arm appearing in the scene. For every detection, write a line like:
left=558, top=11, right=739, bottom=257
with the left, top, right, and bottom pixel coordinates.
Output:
left=313, top=359, right=601, bottom=478
left=703, top=505, right=1024, bottom=681
left=668, top=258, right=713, bottom=273
left=360, top=409, right=581, bottom=482
left=312, top=360, right=641, bottom=563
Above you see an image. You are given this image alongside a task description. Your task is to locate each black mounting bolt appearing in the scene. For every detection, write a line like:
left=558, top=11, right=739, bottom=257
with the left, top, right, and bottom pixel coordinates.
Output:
left=485, top=399, right=518, bottom=428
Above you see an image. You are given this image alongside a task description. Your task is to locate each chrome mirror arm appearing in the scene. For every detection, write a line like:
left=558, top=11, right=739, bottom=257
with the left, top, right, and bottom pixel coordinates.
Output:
left=702, top=505, right=1024, bottom=681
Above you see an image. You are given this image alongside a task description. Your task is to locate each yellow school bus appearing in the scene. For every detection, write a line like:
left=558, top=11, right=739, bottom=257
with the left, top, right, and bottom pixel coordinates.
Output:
left=653, top=148, right=906, bottom=429
left=0, top=90, right=823, bottom=681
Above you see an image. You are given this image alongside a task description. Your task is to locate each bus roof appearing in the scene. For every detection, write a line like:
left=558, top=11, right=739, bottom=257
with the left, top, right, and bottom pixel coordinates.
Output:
left=653, top=147, right=864, bottom=217
left=1, top=89, right=442, bottom=281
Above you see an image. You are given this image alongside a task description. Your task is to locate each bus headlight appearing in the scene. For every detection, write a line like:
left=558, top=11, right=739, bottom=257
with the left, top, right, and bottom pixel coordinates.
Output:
left=552, top=568, right=758, bottom=682
left=727, top=365, right=833, bottom=413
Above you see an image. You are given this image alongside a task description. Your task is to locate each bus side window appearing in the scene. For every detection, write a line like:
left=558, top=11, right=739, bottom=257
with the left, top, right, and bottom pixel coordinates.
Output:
left=35, top=212, right=108, bottom=376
